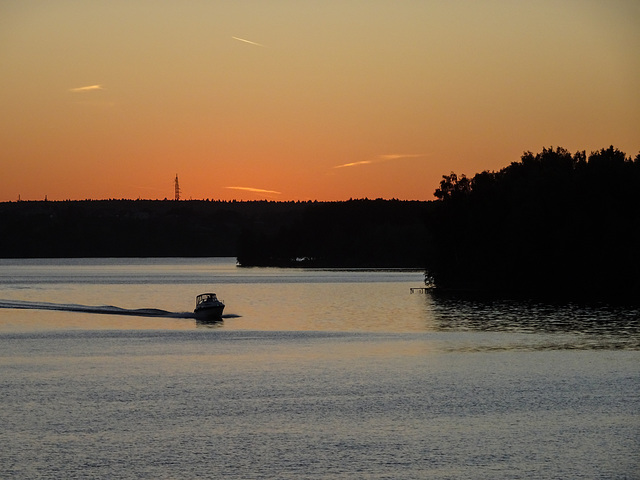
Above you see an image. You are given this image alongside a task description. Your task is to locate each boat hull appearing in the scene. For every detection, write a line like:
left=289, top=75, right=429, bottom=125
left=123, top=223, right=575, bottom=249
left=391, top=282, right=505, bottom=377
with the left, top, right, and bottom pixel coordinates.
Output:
left=194, top=303, right=225, bottom=320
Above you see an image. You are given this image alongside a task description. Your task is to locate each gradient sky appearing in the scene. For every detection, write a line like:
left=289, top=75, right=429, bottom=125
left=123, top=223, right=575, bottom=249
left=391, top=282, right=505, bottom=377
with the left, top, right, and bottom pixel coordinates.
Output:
left=1, top=1, right=638, bottom=202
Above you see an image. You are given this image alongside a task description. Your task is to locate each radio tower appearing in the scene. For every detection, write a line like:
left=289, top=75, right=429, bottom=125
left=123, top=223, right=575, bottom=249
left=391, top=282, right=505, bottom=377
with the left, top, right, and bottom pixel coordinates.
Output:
left=174, top=174, right=181, bottom=201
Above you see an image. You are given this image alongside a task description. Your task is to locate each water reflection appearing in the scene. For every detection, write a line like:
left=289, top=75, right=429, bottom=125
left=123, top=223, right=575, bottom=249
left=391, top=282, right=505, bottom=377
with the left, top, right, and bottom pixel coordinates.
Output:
left=195, top=318, right=224, bottom=329
left=427, top=291, right=640, bottom=348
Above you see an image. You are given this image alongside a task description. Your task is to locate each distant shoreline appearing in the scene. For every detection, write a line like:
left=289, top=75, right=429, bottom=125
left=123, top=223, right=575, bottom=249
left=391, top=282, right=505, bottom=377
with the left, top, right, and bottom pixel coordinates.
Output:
left=0, top=199, right=431, bottom=268
left=4, top=145, right=638, bottom=302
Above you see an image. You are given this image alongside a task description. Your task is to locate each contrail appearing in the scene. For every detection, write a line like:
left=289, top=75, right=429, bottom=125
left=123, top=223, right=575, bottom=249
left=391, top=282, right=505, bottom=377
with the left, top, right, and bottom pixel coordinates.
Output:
left=333, top=154, right=426, bottom=169
left=333, top=160, right=372, bottom=169
left=232, top=36, right=265, bottom=47
left=226, top=186, right=281, bottom=195
left=69, top=84, right=103, bottom=92
left=378, top=153, right=426, bottom=160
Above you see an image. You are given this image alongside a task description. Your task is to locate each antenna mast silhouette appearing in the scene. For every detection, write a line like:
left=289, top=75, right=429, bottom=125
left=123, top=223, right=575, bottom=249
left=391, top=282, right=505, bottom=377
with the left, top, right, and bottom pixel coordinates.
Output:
left=174, top=174, right=180, bottom=201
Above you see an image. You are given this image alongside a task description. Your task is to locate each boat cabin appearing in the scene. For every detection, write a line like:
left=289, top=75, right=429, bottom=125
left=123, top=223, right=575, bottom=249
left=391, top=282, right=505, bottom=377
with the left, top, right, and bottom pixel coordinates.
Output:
left=195, top=293, right=220, bottom=307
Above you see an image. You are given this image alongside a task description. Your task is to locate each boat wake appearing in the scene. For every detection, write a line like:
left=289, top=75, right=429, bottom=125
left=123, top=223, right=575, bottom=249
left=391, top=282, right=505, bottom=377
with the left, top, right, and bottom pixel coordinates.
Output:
left=0, top=299, right=202, bottom=319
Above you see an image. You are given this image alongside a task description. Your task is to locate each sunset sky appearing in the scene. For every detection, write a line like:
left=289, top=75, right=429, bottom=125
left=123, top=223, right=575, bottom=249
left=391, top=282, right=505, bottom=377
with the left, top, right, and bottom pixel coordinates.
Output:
left=1, top=1, right=638, bottom=202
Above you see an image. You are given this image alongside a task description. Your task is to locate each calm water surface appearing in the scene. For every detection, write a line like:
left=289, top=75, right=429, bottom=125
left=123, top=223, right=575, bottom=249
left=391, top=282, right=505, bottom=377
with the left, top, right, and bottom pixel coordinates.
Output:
left=0, top=258, right=638, bottom=479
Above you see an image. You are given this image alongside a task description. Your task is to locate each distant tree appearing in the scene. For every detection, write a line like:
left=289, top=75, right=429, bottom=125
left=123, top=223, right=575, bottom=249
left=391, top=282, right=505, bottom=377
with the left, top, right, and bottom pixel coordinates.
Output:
left=434, top=172, right=472, bottom=200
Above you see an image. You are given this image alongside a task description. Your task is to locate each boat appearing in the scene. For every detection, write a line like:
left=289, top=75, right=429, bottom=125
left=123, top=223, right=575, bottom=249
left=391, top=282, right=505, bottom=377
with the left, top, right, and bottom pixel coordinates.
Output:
left=194, top=293, right=225, bottom=320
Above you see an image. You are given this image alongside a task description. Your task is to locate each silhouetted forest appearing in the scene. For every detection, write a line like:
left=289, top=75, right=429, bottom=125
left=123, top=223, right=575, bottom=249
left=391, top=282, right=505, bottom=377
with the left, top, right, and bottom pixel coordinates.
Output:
left=0, top=200, right=304, bottom=258
left=2, top=145, right=638, bottom=299
left=425, top=146, right=640, bottom=299
left=236, top=199, right=430, bottom=267
left=0, top=199, right=430, bottom=267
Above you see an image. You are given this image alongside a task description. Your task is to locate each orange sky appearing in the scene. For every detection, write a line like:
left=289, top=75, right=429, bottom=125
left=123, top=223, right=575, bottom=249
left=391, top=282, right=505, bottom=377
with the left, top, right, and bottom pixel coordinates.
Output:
left=1, top=1, right=639, bottom=202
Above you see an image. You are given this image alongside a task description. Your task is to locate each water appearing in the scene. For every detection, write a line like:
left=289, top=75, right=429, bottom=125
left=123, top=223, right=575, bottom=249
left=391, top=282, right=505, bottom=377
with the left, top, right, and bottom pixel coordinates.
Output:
left=1, top=258, right=638, bottom=479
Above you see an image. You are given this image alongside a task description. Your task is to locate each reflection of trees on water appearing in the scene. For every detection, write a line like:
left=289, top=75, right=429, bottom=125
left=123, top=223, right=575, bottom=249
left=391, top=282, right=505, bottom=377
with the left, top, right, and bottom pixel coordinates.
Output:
left=427, top=291, right=640, bottom=346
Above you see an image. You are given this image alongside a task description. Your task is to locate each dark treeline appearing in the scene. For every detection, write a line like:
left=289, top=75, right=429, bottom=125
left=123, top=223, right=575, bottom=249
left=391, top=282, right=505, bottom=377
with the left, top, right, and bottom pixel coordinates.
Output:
left=0, top=200, right=306, bottom=258
left=2, top=145, right=638, bottom=299
left=426, top=146, right=640, bottom=299
left=0, top=199, right=430, bottom=266
left=236, top=199, right=430, bottom=267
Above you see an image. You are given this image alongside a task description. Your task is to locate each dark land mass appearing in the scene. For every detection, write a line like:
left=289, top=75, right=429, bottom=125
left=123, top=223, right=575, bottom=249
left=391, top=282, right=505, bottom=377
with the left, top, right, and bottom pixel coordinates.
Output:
left=0, top=199, right=431, bottom=268
left=426, top=146, right=640, bottom=300
left=2, top=145, right=638, bottom=300
left=236, top=199, right=432, bottom=268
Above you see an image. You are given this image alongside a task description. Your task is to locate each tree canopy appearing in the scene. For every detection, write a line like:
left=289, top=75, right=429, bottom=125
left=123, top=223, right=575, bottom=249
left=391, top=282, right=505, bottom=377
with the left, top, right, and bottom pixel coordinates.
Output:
left=426, top=146, right=640, bottom=299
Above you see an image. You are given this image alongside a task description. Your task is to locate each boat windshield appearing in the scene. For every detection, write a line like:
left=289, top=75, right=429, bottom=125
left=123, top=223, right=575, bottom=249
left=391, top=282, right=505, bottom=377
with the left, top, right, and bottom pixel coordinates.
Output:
left=196, top=293, right=218, bottom=306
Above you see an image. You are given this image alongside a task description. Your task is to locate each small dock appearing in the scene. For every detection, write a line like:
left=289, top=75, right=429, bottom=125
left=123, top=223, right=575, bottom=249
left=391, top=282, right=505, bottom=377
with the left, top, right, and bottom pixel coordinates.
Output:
left=410, top=287, right=430, bottom=294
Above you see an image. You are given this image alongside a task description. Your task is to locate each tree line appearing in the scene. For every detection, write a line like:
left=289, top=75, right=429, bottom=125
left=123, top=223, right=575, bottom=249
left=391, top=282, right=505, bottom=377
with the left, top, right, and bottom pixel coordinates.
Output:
left=0, top=198, right=430, bottom=266
left=0, top=200, right=307, bottom=258
left=236, top=199, right=430, bottom=267
left=425, top=146, right=640, bottom=299
left=2, top=145, right=638, bottom=300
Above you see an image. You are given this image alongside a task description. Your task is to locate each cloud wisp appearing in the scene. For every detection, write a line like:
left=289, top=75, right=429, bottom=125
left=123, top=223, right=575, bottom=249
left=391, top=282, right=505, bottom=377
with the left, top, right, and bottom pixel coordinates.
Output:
left=232, top=36, right=266, bottom=47
left=69, top=84, right=103, bottom=93
left=225, top=186, right=281, bottom=195
left=378, top=153, right=426, bottom=160
left=333, top=160, right=373, bottom=169
left=333, top=153, right=426, bottom=169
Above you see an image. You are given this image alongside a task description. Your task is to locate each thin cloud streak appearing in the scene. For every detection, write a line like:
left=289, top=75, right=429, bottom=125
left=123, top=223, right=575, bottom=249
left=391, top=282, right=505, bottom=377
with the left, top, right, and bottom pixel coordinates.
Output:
left=232, top=36, right=266, bottom=47
left=69, top=85, right=103, bottom=93
left=379, top=153, right=426, bottom=160
left=333, top=160, right=372, bottom=169
left=333, top=154, right=426, bottom=169
left=226, top=186, right=281, bottom=195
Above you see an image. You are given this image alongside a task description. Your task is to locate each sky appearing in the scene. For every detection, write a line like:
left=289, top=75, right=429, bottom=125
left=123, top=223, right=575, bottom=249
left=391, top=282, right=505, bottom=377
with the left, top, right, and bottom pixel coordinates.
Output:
left=1, top=1, right=639, bottom=202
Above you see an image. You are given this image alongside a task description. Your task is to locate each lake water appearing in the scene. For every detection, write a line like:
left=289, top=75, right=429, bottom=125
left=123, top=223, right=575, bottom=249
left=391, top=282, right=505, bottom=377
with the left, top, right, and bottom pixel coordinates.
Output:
left=0, top=257, right=638, bottom=479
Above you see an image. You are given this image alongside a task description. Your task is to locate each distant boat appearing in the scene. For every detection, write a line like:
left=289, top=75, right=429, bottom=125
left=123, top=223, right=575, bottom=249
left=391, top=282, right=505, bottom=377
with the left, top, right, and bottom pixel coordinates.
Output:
left=194, top=293, right=225, bottom=320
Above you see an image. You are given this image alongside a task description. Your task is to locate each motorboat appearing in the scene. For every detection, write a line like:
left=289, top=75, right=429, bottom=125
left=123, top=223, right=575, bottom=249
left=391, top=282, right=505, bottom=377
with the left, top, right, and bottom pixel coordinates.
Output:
left=194, top=293, right=225, bottom=320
